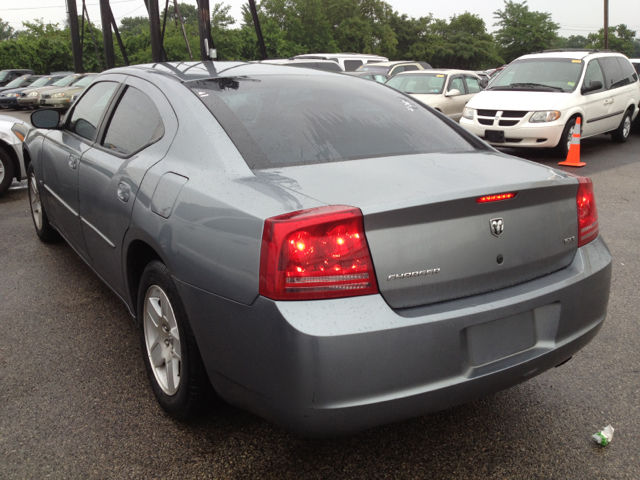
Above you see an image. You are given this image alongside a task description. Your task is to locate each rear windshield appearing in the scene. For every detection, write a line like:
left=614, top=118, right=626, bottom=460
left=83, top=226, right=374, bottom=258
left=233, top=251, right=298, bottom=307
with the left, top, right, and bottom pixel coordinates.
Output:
left=188, top=74, right=475, bottom=169
left=488, top=58, right=584, bottom=92
left=386, top=74, right=447, bottom=94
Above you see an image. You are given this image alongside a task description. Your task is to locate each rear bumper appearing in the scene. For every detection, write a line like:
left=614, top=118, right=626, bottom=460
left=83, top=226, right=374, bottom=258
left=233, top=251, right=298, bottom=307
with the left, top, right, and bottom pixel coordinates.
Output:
left=460, top=117, right=565, bottom=148
left=176, top=236, right=611, bottom=437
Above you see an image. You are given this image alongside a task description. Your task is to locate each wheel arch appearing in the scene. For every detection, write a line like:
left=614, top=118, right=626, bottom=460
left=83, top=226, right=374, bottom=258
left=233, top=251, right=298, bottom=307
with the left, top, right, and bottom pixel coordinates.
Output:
left=0, top=140, right=21, bottom=181
left=126, top=239, right=163, bottom=323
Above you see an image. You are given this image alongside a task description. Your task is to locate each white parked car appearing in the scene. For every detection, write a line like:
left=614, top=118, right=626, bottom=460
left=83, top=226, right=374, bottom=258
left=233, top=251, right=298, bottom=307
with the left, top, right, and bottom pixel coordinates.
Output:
left=386, top=70, right=484, bottom=122
left=0, top=115, right=30, bottom=195
left=293, top=53, right=387, bottom=72
left=460, top=50, right=640, bottom=155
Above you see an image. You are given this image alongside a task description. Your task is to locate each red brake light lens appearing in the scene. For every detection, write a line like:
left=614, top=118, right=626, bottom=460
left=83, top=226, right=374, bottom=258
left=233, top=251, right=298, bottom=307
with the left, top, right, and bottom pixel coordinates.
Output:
left=259, top=206, right=379, bottom=300
left=476, top=192, right=517, bottom=203
left=576, top=177, right=598, bottom=247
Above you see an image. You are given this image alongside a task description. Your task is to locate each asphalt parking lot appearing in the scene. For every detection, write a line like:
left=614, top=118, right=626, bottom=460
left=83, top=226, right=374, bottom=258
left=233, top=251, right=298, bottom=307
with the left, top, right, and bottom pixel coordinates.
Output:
left=1, top=111, right=639, bottom=478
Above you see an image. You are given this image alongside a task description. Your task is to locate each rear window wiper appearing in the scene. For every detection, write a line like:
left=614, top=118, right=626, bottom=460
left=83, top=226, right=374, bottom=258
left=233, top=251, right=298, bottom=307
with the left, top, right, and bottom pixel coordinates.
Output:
left=489, top=83, right=564, bottom=92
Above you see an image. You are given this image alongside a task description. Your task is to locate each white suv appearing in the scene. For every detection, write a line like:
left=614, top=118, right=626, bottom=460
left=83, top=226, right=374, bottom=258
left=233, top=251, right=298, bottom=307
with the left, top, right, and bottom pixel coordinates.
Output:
left=460, top=50, right=640, bottom=155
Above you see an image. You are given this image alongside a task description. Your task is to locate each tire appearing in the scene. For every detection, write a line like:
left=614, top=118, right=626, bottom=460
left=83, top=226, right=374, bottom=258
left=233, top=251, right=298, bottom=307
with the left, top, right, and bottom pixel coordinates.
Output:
left=555, top=117, right=577, bottom=157
left=0, top=147, right=14, bottom=196
left=27, top=163, right=60, bottom=242
left=137, top=260, right=210, bottom=420
left=611, top=110, right=632, bottom=143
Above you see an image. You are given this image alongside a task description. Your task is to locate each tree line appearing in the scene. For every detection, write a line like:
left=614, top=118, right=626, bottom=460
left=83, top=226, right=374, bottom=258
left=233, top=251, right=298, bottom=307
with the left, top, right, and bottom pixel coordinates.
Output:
left=0, top=0, right=638, bottom=75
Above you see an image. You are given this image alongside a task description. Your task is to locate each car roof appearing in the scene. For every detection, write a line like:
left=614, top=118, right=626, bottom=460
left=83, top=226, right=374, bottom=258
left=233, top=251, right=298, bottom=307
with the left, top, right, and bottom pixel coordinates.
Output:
left=365, top=61, right=422, bottom=67
left=107, top=61, right=344, bottom=83
left=518, top=50, right=630, bottom=61
left=295, top=53, right=387, bottom=59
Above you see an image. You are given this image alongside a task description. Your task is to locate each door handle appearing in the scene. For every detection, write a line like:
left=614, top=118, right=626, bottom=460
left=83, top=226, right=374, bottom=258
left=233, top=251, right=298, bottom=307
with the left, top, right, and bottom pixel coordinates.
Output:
left=68, top=154, right=79, bottom=170
left=117, top=181, right=131, bottom=203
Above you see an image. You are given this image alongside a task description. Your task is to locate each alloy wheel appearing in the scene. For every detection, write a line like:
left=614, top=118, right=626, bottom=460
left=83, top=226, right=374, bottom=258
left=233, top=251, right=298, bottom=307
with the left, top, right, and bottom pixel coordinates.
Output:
left=143, top=285, right=182, bottom=395
left=29, top=173, right=43, bottom=230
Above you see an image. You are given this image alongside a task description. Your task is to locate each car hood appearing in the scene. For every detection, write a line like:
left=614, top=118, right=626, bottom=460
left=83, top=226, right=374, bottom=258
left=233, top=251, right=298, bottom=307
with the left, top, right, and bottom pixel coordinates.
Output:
left=467, top=90, right=572, bottom=111
left=0, top=86, right=30, bottom=95
left=22, top=85, right=65, bottom=95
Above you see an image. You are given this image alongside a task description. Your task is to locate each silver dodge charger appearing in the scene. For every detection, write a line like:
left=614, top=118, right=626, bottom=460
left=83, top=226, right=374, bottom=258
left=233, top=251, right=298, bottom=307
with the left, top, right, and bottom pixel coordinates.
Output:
left=24, top=62, right=611, bottom=437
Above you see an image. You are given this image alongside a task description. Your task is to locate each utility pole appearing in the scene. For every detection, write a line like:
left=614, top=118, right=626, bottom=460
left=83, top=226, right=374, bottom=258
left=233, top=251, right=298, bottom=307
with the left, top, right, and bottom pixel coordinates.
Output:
left=196, top=0, right=215, bottom=61
left=147, top=0, right=164, bottom=62
left=99, top=0, right=116, bottom=69
left=67, top=0, right=84, bottom=73
left=604, top=0, right=609, bottom=49
left=248, top=0, right=267, bottom=60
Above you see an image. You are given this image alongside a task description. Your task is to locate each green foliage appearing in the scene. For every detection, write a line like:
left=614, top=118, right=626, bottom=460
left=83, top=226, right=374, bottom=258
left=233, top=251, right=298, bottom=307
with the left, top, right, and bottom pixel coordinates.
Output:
left=10, top=0, right=638, bottom=76
left=493, top=0, right=559, bottom=63
left=0, top=18, right=15, bottom=41
left=586, top=25, right=637, bottom=57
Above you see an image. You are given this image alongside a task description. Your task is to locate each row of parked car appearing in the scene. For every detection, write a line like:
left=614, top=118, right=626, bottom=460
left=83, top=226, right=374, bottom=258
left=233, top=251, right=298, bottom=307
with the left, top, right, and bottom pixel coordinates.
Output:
left=268, top=51, right=640, bottom=156
left=0, top=70, right=97, bottom=111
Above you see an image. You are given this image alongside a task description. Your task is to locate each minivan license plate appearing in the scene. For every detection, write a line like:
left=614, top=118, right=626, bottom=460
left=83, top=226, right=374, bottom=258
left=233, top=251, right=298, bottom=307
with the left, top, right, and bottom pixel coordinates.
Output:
left=485, top=130, right=506, bottom=143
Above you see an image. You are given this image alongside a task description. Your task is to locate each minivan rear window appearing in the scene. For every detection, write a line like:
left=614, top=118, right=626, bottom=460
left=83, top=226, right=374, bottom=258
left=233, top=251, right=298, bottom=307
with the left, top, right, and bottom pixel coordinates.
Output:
left=188, top=75, right=475, bottom=169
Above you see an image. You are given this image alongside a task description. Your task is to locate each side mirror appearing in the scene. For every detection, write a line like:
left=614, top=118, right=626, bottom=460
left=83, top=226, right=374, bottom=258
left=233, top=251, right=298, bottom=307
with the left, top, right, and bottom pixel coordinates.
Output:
left=583, top=80, right=603, bottom=93
left=31, top=109, right=61, bottom=129
left=445, top=89, right=461, bottom=97
left=480, top=78, right=489, bottom=89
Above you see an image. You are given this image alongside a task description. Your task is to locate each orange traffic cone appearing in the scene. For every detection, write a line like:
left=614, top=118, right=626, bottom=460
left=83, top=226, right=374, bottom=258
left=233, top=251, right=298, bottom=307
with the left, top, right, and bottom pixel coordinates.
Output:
left=559, top=117, right=586, bottom=167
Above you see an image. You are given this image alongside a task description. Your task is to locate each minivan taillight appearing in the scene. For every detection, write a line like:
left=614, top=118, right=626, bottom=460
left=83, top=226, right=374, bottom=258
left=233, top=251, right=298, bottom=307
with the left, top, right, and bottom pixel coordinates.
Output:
left=576, top=176, right=599, bottom=247
left=259, top=206, right=379, bottom=300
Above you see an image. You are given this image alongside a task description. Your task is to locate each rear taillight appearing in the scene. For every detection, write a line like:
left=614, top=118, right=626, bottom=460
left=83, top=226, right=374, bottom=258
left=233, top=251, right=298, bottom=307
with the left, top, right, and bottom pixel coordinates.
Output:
left=259, top=206, right=379, bottom=300
left=576, top=176, right=599, bottom=247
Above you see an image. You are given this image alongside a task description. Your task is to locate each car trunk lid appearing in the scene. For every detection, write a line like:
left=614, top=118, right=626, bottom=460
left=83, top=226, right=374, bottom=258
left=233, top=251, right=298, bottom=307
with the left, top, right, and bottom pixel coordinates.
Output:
left=256, top=152, right=579, bottom=308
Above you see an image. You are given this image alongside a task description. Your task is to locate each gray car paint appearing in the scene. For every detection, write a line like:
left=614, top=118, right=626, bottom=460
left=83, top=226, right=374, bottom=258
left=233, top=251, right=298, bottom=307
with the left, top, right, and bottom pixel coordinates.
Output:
left=24, top=61, right=612, bottom=436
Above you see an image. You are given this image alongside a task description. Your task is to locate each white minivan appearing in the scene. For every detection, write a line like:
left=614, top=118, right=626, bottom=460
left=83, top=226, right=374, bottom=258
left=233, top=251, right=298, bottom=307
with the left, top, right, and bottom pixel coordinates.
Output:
left=460, top=50, right=640, bottom=155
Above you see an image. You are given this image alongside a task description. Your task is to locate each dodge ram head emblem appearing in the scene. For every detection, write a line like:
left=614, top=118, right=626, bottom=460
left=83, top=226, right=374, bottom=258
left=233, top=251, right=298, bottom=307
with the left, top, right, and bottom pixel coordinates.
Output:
left=490, top=218, right=504, bottom=236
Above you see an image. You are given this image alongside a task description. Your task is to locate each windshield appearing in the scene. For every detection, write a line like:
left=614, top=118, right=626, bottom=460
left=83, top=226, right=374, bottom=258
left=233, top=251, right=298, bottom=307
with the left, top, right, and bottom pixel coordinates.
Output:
left=73, top=75, right=96, bottom=88
left=356, top=65, right=390, bottom=74
left=6, top=76, right=30, bottom=88
left=188, top=75, right=474, bottom=169
left=53, top=75, right=80, bottom=87
left=29, top=77, right=53, bottom=88
left=386, top=74, right=447, bottom=94
left=488, top=58, right=584, bottom=92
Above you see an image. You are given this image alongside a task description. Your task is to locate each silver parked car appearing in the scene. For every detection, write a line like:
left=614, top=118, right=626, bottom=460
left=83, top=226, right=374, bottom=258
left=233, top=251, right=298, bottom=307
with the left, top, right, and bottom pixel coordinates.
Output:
left=25, top=62, right=611, bottom=437
left=0, top=115, right=30, bottom=195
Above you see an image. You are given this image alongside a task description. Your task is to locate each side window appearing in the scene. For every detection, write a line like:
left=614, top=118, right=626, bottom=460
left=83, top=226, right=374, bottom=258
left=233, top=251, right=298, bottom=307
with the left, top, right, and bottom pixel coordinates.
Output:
left=67, top=81, right=118, bottom=141
left=449, top=76, right=465, bottom=93
left=392, top=66, right=406, bottom=75
left=465, top=76, right=481, bottom=93
left=598, top=57, right=624, bottom=89
left=374, top=75, right=387, bottom=83
left=344, top=60, right=363, bottom=72
left=403, top=65, right=419, bottom=72
left=617, top=58, right=638, bottom=83
left=102, top=86, right=164, bottom=155
left=583, top=61, right=605, bottom=94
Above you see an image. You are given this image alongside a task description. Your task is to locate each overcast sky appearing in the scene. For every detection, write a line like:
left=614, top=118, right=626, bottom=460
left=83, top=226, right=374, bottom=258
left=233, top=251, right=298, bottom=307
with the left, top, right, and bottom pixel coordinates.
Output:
left=1, top=0, right=639, bottom=38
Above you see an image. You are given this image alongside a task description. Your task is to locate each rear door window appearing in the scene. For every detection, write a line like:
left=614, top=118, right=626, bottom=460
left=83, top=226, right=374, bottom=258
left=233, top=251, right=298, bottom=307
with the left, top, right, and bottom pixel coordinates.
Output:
left=464, top=76, right=481, bottom=93
left=598, top=57, right=625, bottom=89
left=101, top=86, right=165, bottom=155
left=67, top=81, right=118, bottom=141
left=617, top=57, right=638, bottom=83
